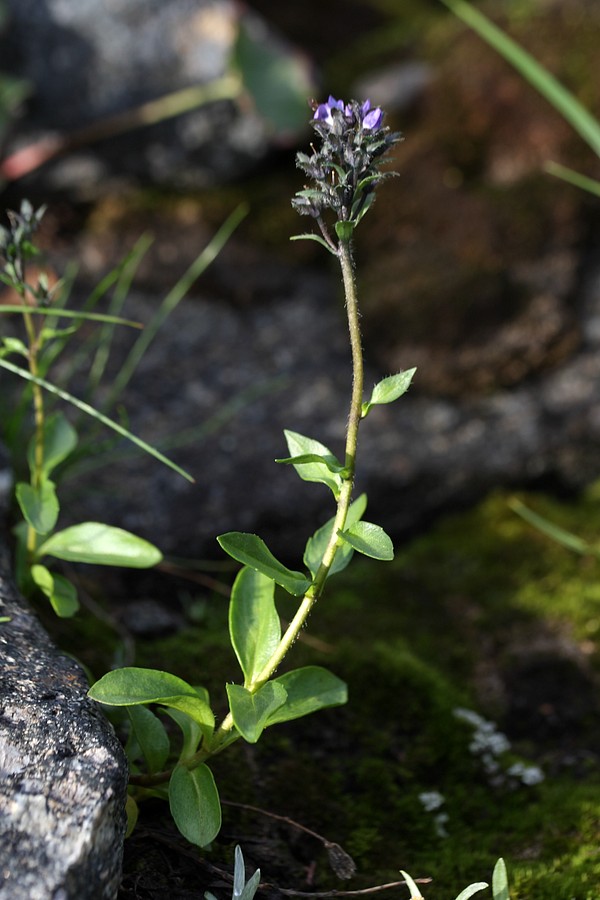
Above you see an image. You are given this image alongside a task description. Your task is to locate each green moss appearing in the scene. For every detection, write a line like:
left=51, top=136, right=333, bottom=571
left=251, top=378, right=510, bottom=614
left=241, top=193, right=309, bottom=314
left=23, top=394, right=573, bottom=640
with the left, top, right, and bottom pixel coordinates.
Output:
left=56, top=485, right=600, bottom=897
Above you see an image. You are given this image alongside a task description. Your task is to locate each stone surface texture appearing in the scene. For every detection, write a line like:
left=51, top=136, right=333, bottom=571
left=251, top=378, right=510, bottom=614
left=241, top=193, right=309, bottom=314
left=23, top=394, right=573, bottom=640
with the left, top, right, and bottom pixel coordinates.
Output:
left=0, top=541, right=128, bottom=899
left=0, top=0, right=294, bottom=188
left=53, top=247, right=600, bottom=565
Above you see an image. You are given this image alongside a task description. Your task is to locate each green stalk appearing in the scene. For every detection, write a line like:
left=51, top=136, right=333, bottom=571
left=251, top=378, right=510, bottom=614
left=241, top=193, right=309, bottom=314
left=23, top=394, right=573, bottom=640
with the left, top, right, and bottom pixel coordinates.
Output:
left=21, top=304, right=46, bottom=558
left=211, top=237, right=363, bottom=742
left=130, top=236, right=366, bottom=786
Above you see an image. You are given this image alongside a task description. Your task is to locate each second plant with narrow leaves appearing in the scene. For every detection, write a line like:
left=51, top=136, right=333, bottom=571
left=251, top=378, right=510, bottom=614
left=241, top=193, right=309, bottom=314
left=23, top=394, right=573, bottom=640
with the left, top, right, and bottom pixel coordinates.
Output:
left=89, top=95, right=414, bottom=848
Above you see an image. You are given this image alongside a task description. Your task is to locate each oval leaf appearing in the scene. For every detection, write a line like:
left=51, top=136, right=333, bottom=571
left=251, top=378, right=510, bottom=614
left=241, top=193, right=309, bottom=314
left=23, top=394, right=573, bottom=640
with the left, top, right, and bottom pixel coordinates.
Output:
left=217, top=532, right=311, bottom=596
left=233, top=18, right=313, bottom=135
left=280, top=430, right=343, bottom=497
left=27, top=411, right=77, bottom=477
left=169, top=763, right=221, bottom=848
left=303, top=493, right=368, bottom=579
left=127, top=705, right=171, bottom=774
left=37, top=522, right=162, bottom=568
left=362, top=368, right=416, bottom=417
left=164, top=708, right=205, bottom=761
left=16, top=479, right=59, bottom=535
left=125, top=794, right=139, bottom=838
left=88, top=667, right=214, bottom=734
left=226, top=682, right=287, bottom=743
left=30, top=564, right=79, bottom=617
left=229, top=567, right=281, bottom=684
left=338, top=521, right=394, bottom=561
left=266, top=666, right=347, bottom=726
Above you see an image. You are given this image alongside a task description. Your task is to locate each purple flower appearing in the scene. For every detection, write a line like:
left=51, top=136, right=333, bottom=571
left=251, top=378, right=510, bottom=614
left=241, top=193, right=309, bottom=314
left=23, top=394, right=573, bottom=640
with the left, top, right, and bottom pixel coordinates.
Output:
left=294, top=96, right=402, bottom=230
left=314, top=95, right=345, bottom=126
left=362, top=106, right=383, bottom=130
left=314, top=95, right=384, bottom=131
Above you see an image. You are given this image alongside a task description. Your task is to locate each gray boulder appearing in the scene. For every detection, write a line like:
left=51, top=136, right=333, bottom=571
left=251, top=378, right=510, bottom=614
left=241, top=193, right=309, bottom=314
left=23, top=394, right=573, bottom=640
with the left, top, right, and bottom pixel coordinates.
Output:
left=0, top=0, right=301, bottom=188
left=0, top=540, right=128, bottom=900
left=55, top=247, right=600, bottom=564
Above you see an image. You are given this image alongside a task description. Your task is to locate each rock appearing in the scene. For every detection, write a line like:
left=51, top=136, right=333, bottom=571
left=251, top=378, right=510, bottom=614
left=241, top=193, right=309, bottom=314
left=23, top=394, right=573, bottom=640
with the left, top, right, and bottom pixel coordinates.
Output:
left=0, top=0, right=309, bottom=190
left=51, top=244, right=600, bottom=567
left=0, top=541, right=129, bottom=899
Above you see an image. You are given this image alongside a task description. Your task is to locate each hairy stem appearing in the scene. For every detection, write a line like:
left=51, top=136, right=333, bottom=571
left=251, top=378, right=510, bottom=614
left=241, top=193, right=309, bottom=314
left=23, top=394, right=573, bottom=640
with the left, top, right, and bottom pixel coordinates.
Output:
left=209, top=237, right=364, bottom=746
left=129, top=237, right=366, bottom=788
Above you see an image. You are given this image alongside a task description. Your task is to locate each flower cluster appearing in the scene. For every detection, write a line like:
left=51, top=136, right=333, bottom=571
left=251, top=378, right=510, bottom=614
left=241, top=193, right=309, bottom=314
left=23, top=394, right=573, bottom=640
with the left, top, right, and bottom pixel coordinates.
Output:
left=292, top=95, right=402, bottom=239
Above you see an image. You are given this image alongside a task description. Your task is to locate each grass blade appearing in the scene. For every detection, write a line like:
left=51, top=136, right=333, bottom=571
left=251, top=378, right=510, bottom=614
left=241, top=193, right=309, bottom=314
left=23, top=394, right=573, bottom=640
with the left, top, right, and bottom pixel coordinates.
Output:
left=0, top=357, right=194, bottom=482
left=105, top=204, right=248, bottom=409
left=87, top=232, right=153, bottom=397
left=544, top=161, right=600, bottom=197
left=440, top=0, right=600, bottom=157
left=0, top=305, right=142, bottom=327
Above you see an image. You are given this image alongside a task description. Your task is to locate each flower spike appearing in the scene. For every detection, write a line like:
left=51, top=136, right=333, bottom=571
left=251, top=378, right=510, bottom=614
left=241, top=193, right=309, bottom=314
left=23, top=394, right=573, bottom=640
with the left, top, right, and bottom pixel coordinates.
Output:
left=293, top=96, right=402, bottom=240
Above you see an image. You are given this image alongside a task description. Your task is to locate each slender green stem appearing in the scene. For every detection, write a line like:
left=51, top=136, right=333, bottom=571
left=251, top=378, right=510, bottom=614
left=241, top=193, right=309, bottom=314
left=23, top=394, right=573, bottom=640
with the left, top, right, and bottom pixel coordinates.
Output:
left=22, top=304, right=46, bottom=558
left=210, top=237, right=364, bottom=745
left=130, top=236, right=367, bottom=787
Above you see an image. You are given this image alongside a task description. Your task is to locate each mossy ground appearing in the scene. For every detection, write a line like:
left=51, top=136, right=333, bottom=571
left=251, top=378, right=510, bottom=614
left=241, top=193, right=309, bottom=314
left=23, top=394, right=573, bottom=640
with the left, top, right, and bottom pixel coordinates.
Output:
left=51, top=486, right=600, bottom=899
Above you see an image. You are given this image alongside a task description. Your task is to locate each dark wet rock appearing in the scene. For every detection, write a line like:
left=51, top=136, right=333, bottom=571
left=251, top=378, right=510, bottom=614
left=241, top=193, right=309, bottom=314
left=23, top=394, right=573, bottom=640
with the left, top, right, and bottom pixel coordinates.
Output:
left=0, top=0, right=301, bottom=190
left=54, top=244, right=600, bottom=568
left=120, top=598, right=184, bottom=638
left=0, top=541, right=128, bottom=899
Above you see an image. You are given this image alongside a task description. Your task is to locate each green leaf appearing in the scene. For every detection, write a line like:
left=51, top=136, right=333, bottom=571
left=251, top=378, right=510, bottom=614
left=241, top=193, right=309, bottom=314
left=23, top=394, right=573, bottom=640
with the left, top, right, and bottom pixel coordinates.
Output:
left=289, top=233, right=337, bottom=256
left=276, top=453, right=348, bottom=475
left=0, top=357, right=194, bottom=482
left=27, top=411, right=78, bottom=477
left=439, top=0, right=600, bottom=157
left=266, top=666, right=347, bottom=726
left=30, top=564, right=79, bottom=617
left=37, top=522, right=163, bottom=568
left=125, top=794, right=139, bottom=838
left=303, top=493, right=367, bottom=579
left=233, top=18, right=314, bottom=135
left=279, top=430, right=344, bottom=497
left=127, top=705, right=171, bottom=774
left=164, top=708, right=205, bottom=761
left=226, top=682, right=287, bottom=743
left=217, top=532, right=311, bottom=596
left=352, top=191, right=376, bottom=226
left=169, top=763, right=221, bottom=848
left=339, top=521, right=394, bottom=561
left=454, top=885, right=489, bottom=900
left=88, top=667, right=215, bottom=736
left=361, top=368, right=416, bottom=417
left=15, top=479, right=59, bottom=535
left=39, top=325, right=78, bottom=342
left=229, top=567, right=281, bottom=684
left=492, top=859, right=510, bottom=900
left=335, top=221, right=354, bottom=242
left=0, top=336, right=28, bottom=358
